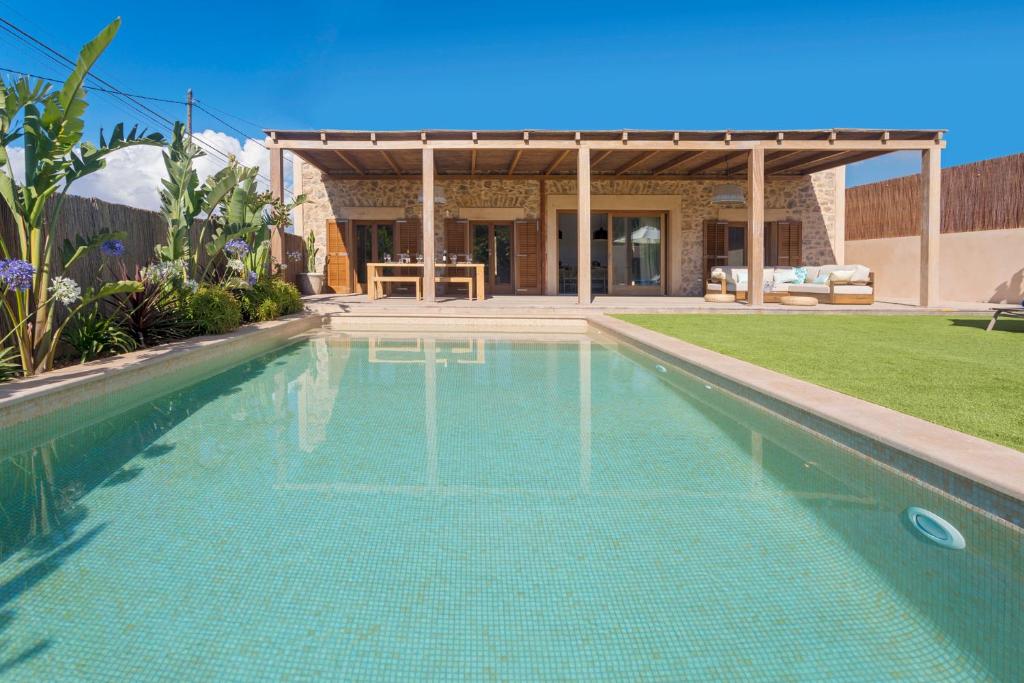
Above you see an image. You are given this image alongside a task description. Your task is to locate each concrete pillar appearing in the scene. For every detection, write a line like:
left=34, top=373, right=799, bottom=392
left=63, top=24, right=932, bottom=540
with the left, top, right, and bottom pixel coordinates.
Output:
left=423, top=148, right=436, bottom=303
left=746, top=147, right=765, bottom=305
left=919, top=148, right=941, bottom=307
left=577, top=147, right=591, bottom=305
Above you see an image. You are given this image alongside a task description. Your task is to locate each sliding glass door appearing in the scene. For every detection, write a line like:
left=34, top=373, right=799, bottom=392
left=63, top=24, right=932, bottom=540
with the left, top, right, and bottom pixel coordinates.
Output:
left=472, top=223, right=514, bottom=295
left=609, top=214, right=663, bottom=295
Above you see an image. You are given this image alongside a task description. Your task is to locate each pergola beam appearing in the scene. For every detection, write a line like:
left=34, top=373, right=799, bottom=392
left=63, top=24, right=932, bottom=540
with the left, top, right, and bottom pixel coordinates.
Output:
left=614, top=150, right=659, bottom=175
left=507, top=149, right=523, bottom=176
left=686, top=150, right=746, bottom=175
left=334, top=150, right=366, bottom=175
left=795, top=150, right=883, bottom=175
left=651, top=151, right=702, bottom=175
left=379, top=150, right=402, bottom=175
left=276, top=139, right=945, bottom=152
left=544, top=149, right=572, bottom=175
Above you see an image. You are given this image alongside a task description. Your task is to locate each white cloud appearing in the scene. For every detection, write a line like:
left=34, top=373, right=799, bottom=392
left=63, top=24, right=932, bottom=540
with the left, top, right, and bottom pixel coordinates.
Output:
left=5, top=128, right=284, bottom=212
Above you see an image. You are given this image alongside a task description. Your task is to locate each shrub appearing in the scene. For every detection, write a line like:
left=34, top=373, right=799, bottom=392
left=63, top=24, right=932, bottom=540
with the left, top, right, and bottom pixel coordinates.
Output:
left=108, top=275, right=191, bottom=348
left=238, top=279, right=302, bottom=323
left=188, top=286, right=241, bottom=335
left=63, top=304, right=137, bottom=363
left=0, top=344, right=18, bottom=382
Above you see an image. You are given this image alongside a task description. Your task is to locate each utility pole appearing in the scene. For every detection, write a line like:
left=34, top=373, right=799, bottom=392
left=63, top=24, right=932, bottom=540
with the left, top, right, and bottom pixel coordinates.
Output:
left=186, top=88, right=193, bottom=140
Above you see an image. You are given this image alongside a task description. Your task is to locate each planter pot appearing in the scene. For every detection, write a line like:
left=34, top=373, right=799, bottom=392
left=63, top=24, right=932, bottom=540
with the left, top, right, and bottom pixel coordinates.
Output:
left=298, top=273, right=325, bottom=295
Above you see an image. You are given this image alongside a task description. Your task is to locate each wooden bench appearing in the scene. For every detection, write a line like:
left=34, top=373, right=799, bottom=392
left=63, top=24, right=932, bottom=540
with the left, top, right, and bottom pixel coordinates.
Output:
left=434, top=276, right=474, bottom=300
left=986, top=305, right=1024, bottom=331
left=375, top=275, right=422, bottom=301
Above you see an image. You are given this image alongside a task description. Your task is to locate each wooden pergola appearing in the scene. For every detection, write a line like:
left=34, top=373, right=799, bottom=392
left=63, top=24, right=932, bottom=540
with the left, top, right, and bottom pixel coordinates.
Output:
left=267, top=129, right=946, bottom=306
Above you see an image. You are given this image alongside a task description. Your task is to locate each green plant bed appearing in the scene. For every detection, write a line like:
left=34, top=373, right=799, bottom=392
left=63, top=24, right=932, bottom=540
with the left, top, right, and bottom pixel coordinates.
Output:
left=239, top=279, right=303, bottom=322
left=614, top=314, right=1024, bottom=452
left=188, top=286, right=242, bottom=335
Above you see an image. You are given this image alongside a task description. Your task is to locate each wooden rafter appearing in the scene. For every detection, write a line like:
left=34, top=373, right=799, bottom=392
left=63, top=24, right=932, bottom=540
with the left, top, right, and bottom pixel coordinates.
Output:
left=379, top=150, right=401, bottom=175
left=686, top=151, right=742, bottom=176
left=650, top=151, right=700, bottom=175
left=335, top=150, right=366, bottom=175
left=796, top=150, right=884, bottom=175
left=765, top=151, right=822, bottom=174
left=780, top=150, right=855, bottom=174
left=590, top=150, right=614, bottom=168
left=763, top=150, right=809, bottom=171
left=507, top=149, right=523, bottom=176
left=614, top=150, right=659, bottom=175
left=470, top=149, right=477, bottom=175
left=544, top=149, right=572, bottom=175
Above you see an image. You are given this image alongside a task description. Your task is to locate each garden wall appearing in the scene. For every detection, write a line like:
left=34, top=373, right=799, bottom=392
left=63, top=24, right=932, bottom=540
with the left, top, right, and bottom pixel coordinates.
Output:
left=845, top=152, right=1024, bottom=303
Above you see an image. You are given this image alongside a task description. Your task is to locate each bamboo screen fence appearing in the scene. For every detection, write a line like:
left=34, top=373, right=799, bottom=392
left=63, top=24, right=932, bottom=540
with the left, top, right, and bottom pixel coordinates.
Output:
left=846, top=153, right=1024, bottom=240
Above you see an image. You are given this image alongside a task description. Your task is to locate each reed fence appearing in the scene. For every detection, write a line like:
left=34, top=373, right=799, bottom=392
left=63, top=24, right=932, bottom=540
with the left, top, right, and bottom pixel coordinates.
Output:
left=846, top=153, right=1024, bottom=240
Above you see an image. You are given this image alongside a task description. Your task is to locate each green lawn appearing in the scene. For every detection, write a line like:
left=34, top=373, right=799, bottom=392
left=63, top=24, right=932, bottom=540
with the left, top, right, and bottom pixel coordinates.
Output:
left=614, top=314, right=1024, bottom=451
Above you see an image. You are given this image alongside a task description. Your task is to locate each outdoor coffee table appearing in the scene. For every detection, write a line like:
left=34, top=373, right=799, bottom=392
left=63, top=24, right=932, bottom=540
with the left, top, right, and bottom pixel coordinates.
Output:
left=985, top=305, right=1024, bottom=331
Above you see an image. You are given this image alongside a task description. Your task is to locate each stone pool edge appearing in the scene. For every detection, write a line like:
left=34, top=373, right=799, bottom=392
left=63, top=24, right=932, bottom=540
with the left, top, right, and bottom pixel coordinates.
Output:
left=588, top=314, right=1024, bottom=526
left=0, top=312, right=324, bottom=430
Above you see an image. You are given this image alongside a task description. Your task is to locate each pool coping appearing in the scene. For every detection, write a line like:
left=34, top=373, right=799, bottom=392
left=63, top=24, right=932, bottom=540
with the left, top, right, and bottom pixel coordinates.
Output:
left=588, top=314, right=1024, bottom=525
left=0, top=312, right=324, bottom=430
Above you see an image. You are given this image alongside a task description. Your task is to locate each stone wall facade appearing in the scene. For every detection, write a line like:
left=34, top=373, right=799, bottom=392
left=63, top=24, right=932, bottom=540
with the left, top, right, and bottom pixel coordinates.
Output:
left=297, top=159, right=838, bottom=295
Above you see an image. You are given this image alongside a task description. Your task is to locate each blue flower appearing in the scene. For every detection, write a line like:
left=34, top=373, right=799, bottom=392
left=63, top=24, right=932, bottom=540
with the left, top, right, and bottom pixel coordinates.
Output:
left=100, top=239, right=125, bottom=257
left=247, top=271, right=258, bottom=286
left=0, top=259, right=34, bottom=291
left=224, top=239, right=251, bottom=257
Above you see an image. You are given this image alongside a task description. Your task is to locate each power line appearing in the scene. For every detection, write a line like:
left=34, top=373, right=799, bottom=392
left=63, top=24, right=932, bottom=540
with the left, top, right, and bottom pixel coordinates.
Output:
left=0, top=65, right=188, bottom=103
left=0, top=16, right=294, bottom=198
left=193, top=103, right=266, bottom=149
left=0, top=17, right=269, bottom=182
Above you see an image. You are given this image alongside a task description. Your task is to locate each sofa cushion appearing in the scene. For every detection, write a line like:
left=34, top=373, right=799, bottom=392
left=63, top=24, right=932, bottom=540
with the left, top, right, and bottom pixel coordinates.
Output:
left=788, top=284, right=829, bottom=294
left=848, top=264, right=872, bottom=284
left=772, top=268, right=796, bottom=286
left=829, top=269, right=856, bottom=284
left=833, top=285, right=873, bottom=295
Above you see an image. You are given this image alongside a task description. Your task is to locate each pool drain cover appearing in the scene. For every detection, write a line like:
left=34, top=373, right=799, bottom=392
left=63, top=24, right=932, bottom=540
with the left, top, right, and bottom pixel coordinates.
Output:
left=905, top=507, right=966, bottom=550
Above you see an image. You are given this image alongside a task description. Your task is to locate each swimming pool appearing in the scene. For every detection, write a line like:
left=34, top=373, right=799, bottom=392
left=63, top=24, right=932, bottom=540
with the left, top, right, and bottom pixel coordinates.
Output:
left=0, top=332, right=1020, bottom=680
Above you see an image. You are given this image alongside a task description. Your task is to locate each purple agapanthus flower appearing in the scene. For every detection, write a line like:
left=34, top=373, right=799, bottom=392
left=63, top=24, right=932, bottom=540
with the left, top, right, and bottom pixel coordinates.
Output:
left=101, top=239, right=125, bottom=257
left=224, top=239, right=251, bottom=257
left=0, top=259, right=34, bottom=291
left=247, top=271, right=258, bottom=286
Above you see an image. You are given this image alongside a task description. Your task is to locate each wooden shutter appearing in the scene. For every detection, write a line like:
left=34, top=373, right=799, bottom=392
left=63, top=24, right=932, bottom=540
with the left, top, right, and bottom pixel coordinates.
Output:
left=325, top=219, right=350, bottom=293
left=444, top=219, right=469, bottom=255
left=395, top=218, right=422, bottom=255
left=703, top=219, right=728, bottom=284
left=514, top=220, right=541, bottom=294
left=776, top=220, right=802, bottom=266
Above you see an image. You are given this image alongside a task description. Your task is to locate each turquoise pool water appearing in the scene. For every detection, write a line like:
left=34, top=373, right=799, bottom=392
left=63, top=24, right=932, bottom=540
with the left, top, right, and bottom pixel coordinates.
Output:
left=0, top=332, right=1020, bottom=681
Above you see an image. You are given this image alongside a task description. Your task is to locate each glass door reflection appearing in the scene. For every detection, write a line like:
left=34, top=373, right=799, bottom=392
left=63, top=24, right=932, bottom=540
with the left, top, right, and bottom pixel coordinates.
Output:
left=609, top=215, right=663, bottom=295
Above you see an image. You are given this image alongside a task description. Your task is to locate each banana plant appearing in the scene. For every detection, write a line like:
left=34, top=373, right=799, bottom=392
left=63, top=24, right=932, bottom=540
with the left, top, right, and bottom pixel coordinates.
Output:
left=0, top=18, right=161, bottom=376
left=156, top=122, right=235, bottom=276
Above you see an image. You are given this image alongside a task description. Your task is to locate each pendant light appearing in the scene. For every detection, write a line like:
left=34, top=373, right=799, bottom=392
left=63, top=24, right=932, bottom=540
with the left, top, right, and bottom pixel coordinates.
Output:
left=711, top=153, right=746, bottom=206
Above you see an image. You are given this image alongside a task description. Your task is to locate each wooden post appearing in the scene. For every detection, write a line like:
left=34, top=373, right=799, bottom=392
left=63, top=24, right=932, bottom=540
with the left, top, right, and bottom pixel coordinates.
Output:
left=746, top=147, right=765, bottom=305
left=422, top=148, right=436, bottom=303
left=577, top=147, right=591, bottom=305
left=919, top=148, right=941, bottom=307
left=269, top=146, right=285, bottom=276
left=270, top=147, right=284, bottom=201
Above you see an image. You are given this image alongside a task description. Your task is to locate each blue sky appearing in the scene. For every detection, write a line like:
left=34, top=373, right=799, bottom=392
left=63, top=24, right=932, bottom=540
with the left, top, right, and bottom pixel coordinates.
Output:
left=1, top=0, right=1022, bottom=202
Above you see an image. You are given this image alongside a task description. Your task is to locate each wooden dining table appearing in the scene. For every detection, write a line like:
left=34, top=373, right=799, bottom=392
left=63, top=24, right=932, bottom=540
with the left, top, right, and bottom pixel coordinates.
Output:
left=366, top=262, right=486, bottom=301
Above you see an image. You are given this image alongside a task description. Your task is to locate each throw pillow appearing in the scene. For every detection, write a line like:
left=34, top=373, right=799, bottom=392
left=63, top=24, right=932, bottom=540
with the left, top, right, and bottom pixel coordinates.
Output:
left=791, top=266, right=807, bottom=284
left=733, top=270, right=748, bottom=285
left=813, top=272, right=829, bottom=284
left=829, top=269, right=856, bottom=284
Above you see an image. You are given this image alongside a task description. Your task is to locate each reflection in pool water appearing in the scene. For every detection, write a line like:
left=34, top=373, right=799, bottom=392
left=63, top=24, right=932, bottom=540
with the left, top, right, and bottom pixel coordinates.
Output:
left=0, top=332, right=1020, bottom=680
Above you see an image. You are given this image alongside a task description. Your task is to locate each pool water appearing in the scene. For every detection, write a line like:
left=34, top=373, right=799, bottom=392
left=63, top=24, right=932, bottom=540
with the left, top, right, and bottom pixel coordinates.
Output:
left=0, top=333, right=1020, bottom=681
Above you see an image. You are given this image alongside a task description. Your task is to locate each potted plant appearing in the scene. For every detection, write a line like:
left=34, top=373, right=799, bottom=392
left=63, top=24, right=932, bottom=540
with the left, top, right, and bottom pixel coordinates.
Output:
left=298, top=232, right=325, bottom=295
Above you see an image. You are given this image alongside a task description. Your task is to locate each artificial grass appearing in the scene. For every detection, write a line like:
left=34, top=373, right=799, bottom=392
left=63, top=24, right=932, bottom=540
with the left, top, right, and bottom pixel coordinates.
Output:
left=614, top=314, right=1024, bottom=452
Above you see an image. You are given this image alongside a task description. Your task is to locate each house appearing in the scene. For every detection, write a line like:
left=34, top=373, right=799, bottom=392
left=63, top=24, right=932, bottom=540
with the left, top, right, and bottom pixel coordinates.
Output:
left=265, top=129, right=945, bottom=305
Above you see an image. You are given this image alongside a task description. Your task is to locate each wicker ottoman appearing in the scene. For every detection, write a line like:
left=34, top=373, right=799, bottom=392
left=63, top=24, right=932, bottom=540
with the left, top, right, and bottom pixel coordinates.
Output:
left=704, top=293, right=737, bottom=303
left=780, top=295, right=818, bottom=307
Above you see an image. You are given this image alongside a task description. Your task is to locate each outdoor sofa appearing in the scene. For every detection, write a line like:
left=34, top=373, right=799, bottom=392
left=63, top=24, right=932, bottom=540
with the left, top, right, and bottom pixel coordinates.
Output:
left=706, top=265, right=875, bottom=304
